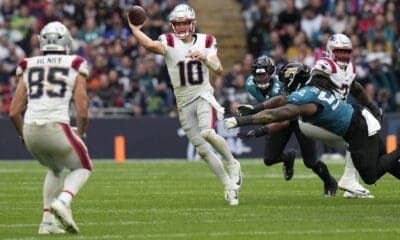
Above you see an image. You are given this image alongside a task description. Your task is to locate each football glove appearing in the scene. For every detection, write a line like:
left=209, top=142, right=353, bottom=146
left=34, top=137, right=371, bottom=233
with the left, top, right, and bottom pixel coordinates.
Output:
left=236, top=103, right=265, bottom=116
left=237, top=126, right=269, bottom=142
left=224, top=117, right=238, bottom=129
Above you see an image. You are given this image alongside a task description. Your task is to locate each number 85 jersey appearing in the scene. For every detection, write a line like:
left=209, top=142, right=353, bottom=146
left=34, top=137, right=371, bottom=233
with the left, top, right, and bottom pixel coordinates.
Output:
left=159, top=33, right=217, bottom=108
left=16, top=54, right=89, bottom=125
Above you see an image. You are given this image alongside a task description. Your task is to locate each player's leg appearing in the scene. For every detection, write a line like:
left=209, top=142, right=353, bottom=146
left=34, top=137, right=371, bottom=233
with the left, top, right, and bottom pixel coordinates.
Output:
left=179, top=102, right=234, bottom=204
left=35, top=123, right=91, bottom=233
left=338, top=151, right=373, bottom=198
left=263, top=125, right=296, bottom=181
left=196, top=98, right=242, bottom=193
left=23, top=124, right=66, bottom=234
left=294, top=125, right=337, bottom=197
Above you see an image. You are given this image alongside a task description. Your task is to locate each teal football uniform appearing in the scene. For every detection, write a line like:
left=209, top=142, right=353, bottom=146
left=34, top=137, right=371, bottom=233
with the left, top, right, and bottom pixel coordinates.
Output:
left=245, top=75, right=285, bottom=103
left=287, top=86, right=353, bottom=137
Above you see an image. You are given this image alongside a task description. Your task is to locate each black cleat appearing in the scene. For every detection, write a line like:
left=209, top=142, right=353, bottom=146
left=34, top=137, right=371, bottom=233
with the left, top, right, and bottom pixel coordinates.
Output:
left=324, top=176, right=338, bottom=197
left=283, top=149, right=296, bottom=181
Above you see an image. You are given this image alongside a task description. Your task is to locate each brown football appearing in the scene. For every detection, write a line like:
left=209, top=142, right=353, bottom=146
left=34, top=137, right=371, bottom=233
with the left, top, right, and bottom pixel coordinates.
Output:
left=128, top=5, right=147, bottom=26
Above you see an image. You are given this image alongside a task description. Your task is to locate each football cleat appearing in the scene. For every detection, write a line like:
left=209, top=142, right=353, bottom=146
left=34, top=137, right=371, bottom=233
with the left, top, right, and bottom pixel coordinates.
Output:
left=224, top=186, right=239, bottom=206
left=324, top=176, right=338, bottom=197
left=38, top=222, right=66, bottom=235
left=343, top=191, right=375, bottom=199
left=283, top=149, right=296, bottom=181
left=338, top=176, right=371, bottom=197
left=50, top=199, right=79, bottom=233
left=228, top=160, right=242, bottom=190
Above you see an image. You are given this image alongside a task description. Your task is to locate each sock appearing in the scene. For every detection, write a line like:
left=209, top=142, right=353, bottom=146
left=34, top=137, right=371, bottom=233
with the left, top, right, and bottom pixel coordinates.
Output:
left=201, top=147, right=230, bottom=187
left=43, top=170, right=64, bottom=210
left=312, top=161, right=332, bottom=183
left=60, top=168, right=91, bottom=205
left=341, top=151, right=357, bottom=180
left=202, top=129, right=236, bottom=165
left=42, top=209, right=55, bottom=223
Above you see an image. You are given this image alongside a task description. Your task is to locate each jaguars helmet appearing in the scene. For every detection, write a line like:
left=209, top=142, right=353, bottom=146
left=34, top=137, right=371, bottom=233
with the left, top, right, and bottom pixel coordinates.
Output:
left=169, top=4, right=196, bottom=39
left=251, top=56, right=276, bottom=90
left=39, top=21, right=72, bottom=54
left=279, top=62, right=310, bottom=93
left=326, top=33, right=352, bottom=68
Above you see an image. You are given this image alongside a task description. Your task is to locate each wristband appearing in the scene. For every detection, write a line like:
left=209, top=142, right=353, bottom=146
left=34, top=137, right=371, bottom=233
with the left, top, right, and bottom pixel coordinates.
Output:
left=236, top=116, right=253, bottom=126
left=205, top=59, right=220, bottom=72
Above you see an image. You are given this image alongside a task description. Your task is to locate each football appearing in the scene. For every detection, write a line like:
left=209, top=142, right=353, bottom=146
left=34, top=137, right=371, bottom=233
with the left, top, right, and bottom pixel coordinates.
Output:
left=128, top=5, right=147, bottom=26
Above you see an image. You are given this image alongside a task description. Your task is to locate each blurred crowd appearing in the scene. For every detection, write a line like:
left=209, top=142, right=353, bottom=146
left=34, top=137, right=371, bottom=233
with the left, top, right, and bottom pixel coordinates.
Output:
left=239, top=0, right=400, bottom=112
left=1, top=0, right=400, bottom=118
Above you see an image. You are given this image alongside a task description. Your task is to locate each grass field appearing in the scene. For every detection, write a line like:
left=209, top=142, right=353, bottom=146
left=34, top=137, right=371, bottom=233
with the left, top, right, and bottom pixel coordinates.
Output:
left=0, top=159, right=399, bottom=240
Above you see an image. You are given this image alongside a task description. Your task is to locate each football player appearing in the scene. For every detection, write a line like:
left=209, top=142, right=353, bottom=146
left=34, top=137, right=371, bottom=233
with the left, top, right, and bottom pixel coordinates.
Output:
left=224, top=64, right=400, bottom=186
left=302, top=33, right=380, bottom=198
left=9, top=21, right=91, bottom=234
left=127, top=4, right=242, bottom=205
left=237, top=57, right=337, bottom=197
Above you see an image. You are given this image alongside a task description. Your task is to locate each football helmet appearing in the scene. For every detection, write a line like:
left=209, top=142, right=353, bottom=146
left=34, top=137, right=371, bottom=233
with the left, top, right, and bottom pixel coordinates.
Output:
left=279, top=62, right=310, bottom=93
left=326, top=33, right=352, bottom=68
left=251, top=56, right=275, bottom=90
left=169, top=4, right=196, bottom=39
left=39, top=21, right=72, bottom=54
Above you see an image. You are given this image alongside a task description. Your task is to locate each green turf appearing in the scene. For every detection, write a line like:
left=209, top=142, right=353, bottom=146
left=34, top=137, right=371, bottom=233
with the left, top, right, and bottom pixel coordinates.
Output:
left=0, top=159, right=399, bottom=240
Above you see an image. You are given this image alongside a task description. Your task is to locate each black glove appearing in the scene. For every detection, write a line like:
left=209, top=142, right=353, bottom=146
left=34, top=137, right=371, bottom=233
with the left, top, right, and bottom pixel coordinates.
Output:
left=236, top=103, right=264, bottom=116
left=367, top=102, right=383, bottom=122
left=237, top=126, right=269, bottom=142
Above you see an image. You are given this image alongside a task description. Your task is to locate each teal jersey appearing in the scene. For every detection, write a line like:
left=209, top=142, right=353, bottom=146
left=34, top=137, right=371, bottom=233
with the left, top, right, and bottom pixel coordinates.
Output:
left=245, top=75, right=285, bottom=103
left=287, top=86, right=354, bottom=137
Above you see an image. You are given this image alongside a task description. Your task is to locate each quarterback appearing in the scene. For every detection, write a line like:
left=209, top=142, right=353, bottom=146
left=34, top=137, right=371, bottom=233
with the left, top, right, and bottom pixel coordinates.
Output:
left=127, top=4, right=242, bottom=205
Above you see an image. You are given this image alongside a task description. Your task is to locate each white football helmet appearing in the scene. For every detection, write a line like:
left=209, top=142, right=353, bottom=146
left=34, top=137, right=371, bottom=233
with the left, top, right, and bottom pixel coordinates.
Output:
left=326, top=33, right=352, bottom=68
left=169, top=4, right=196, bottom=39
left=38, top=21, right=72, bottom=54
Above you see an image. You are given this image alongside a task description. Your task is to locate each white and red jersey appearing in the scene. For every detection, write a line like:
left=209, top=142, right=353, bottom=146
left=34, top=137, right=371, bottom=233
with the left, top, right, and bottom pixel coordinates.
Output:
left=311, top=57, right=356, bottom=100
left=159, top=33, right=218, bottom=108
left=16, top=54, right=89, bottom=125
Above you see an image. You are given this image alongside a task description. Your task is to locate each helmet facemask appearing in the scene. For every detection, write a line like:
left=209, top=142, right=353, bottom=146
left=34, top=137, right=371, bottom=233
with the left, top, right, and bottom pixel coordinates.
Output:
left=251, top=56, right=275, bottom=90
left=253, top=70, right=273, bottom=90
left=169, top=4, right=196, bottom=40
left=169, top=20, right=196, bottom=39
left=326, top=33, right=353, bottom=68
left=331, top=47, right=352, bottom=68
left=38, top=21, right=72, bottom=54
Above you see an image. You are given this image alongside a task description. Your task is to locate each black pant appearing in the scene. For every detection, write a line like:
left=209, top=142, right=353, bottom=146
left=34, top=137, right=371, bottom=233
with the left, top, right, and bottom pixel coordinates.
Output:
left=344, top=106, right=400, bottom=184
left=263, top=120, right=317, bottom=168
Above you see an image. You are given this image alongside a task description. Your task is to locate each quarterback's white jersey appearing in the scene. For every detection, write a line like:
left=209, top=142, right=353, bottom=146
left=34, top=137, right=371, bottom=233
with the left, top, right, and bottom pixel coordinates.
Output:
left=311, top=57, right=356, bottom=100
left=159, top=33, right=217, bottom=108
left=16, top=54, right=89, bottom=125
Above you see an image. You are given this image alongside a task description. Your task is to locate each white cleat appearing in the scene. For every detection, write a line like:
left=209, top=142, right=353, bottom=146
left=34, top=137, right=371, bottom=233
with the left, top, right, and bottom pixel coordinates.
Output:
left=50, top=199, right=79, bottom=233
left=338, top=178, right=373, bottom=198
left=225, top=187, right=239, bottom=206
left=343, top=191, right=375, bottom=199
left=228, top=160, right=242, bottom=190
left=38, top=222, right=66, bottom=235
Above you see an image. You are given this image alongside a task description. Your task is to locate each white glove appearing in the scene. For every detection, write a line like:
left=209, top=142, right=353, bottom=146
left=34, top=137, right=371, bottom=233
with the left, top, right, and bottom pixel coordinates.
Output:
left=224, top=117, right=238, bottom=129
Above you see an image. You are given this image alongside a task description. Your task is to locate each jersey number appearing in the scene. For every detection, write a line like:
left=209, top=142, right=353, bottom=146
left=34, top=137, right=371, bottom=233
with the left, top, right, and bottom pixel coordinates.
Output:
left=318, top=91, right=340, bottom=111
left=28, top=67, right=68, bottom=99
left=178, top=60, right=204, bottom=86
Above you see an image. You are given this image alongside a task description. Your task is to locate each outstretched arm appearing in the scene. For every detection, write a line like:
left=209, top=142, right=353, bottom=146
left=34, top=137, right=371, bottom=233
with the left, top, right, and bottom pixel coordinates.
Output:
left=127, top=17, right=166, bottom=55
left=237, top=95, right=288, bottom=116
left=226, top=103, right=318, bottom=129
